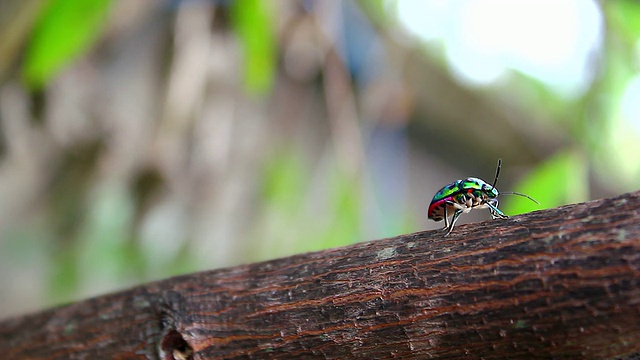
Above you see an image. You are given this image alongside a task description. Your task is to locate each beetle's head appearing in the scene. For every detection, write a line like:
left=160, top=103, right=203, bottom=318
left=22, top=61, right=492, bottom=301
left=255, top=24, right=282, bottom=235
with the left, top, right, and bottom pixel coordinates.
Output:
left=482, top=183, right=500, bottom=198
left=484, top=158, right=503, bottom=198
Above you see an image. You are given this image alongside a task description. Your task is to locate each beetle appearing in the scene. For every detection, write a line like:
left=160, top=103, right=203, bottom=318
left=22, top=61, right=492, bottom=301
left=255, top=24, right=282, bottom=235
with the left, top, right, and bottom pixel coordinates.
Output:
left=428, top=159, right=538, bottom=235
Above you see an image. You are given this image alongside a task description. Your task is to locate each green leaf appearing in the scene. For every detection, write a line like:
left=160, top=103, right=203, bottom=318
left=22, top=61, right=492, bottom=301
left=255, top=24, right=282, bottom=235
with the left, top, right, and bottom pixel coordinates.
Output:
left=230, top=0, right=276, bottom=95
left=22, top=0, right=113, bottom=89
left=502, top=150, right=589, bottom=216
left=607, top=0, right=640, bottom=42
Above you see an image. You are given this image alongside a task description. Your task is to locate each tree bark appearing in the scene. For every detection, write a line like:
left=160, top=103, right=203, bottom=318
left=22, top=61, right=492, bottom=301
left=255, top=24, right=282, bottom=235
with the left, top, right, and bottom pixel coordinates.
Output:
left=2, top=191, right=640, bottom=359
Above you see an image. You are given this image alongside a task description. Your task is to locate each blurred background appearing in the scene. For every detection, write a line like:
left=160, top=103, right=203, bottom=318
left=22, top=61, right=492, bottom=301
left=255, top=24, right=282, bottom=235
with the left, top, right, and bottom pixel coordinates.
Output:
left=0, top=0, right=639, bottom=319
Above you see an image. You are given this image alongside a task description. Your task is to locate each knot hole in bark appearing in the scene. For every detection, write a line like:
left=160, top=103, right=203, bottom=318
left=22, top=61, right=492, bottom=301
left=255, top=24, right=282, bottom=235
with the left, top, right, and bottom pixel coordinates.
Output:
left=158, top=291, right=193, bottom=360
left=160, top=329, right=193, bottom=360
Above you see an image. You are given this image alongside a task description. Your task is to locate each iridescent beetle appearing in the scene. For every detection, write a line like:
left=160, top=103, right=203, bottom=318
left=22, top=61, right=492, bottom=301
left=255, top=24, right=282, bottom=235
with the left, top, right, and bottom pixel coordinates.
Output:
left=428, top=159, right=538, bottom=236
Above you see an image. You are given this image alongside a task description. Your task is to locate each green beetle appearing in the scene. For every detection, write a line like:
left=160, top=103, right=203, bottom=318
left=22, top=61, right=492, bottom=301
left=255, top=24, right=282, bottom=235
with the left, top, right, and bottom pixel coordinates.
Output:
left=428, top=159, right=538, bottom=235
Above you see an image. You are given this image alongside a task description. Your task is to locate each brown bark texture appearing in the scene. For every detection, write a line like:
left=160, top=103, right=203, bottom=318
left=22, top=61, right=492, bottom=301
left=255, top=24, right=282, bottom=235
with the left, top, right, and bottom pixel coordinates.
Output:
left=1, top=191, right=640, bottom=359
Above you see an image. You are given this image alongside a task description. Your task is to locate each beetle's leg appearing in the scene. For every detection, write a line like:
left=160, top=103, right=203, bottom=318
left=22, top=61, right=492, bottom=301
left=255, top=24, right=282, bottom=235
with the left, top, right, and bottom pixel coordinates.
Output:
left=445, top=209, right=464, bottom=236
left=441, top=200, right=455, bottom=232
left=487, top=199, right=508, bottom=219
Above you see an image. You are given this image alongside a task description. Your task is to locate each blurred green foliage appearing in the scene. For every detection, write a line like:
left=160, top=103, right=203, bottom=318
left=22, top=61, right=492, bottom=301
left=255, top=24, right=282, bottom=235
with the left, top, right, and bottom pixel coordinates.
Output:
left=502, top=0, right=640, bottom=215
left=258, top=151, right=362, bottom=260
left=23, top=0, right=113, bottom=88
left=504, top=151, right=588, bottom=216
left=230, top=0, right=276, bottom=95
left=608, top=0, right=640, bottom=39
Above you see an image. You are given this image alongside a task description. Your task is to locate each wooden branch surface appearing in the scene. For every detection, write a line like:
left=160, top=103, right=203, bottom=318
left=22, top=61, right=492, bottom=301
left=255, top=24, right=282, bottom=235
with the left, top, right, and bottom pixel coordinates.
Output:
left=2, top=191, right=640, bottom=359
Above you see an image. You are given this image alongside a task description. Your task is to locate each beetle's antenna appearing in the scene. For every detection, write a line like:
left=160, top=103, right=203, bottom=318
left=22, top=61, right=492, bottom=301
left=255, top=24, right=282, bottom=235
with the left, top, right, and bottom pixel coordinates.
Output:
left=489, top=158, right=502, bottom=191
left=500, top=191, right=540, bottom=204
left=491, top=159, right=539, bottom=205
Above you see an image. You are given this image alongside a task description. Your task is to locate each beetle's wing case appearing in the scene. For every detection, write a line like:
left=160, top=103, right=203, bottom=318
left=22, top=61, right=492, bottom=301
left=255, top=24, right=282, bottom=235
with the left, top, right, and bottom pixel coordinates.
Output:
left=431, top=180, right=463, bottom=201
left=428, top=180, right=464, bottom=221
left=428, top=197, right=458, bottom=221
left=459, top=177, right=489, bottom=191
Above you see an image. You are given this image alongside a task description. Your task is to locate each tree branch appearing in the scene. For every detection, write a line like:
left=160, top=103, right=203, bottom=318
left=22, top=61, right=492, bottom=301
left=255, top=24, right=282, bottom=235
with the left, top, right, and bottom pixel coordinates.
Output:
left=2, top=191, right=640, bottom=359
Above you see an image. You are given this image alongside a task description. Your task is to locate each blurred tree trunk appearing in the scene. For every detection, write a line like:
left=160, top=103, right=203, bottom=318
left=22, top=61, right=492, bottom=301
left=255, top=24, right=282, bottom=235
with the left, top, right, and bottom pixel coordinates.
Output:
left=2, top=190, right=640, bottom=359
